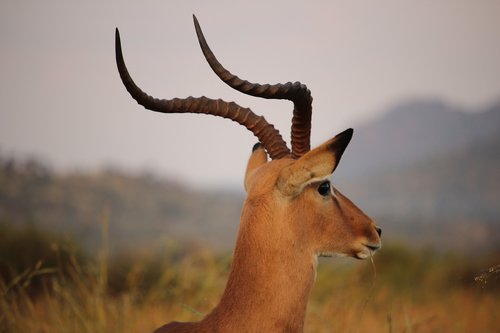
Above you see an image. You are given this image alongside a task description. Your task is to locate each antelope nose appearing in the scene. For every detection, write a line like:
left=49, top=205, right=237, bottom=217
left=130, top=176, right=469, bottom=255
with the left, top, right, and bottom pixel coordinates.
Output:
left=376, top=227, right=382, bottom=237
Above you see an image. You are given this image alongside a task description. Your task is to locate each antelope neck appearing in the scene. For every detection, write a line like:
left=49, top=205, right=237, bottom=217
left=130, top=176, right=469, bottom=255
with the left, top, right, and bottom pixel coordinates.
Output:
left=201, top=210, right=316, bottom=332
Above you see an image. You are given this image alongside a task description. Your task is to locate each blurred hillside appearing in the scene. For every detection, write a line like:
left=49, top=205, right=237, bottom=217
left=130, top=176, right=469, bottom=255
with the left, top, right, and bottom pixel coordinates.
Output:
left=0, top=161, right=243, bottom=252
left=1, top=98, right=499, bottom=254
left=337, top=99, right=500, bottom=180
left=336, top=98, right=500, bottom=253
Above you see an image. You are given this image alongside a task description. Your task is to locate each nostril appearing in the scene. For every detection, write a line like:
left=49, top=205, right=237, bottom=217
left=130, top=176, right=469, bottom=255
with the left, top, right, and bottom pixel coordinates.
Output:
left=376, top=227, right=382, bottom=237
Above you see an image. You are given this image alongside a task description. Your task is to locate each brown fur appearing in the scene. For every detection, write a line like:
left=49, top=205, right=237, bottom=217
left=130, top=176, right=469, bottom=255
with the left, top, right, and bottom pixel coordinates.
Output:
left=116, top=17, right=380, bottom=333
left=154, top=132, right=382, bottom=333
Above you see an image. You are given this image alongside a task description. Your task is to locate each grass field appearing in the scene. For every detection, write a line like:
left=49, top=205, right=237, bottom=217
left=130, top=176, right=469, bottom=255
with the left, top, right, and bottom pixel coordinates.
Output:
left=1, top=226, right=498, bottom=333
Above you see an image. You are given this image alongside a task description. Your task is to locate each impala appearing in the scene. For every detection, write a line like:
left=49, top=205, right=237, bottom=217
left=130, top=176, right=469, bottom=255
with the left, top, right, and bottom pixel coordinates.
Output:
left=115, top=15, right=382, bottom=333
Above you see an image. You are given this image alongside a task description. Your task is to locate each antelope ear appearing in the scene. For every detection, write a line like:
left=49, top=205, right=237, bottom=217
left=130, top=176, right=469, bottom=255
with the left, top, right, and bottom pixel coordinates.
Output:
left=244, top=143, right=268, bottom=192
left=277, top=128, right=353, bottom=197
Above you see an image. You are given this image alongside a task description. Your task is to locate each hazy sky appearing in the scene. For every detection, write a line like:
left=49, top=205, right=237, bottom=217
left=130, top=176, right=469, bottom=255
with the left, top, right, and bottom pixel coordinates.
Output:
left=1, top=0, right=499, bottom=188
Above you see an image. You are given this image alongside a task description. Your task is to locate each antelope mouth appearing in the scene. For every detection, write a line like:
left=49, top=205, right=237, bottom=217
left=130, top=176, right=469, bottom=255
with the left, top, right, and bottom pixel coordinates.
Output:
left=356, top=243, right=381, bottom=259
left=318, top=242, right=381, bottom=259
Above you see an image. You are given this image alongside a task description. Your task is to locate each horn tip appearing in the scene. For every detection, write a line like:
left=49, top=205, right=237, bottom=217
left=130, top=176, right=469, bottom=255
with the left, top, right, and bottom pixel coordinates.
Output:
left=115, top=28, right=122, bottom=53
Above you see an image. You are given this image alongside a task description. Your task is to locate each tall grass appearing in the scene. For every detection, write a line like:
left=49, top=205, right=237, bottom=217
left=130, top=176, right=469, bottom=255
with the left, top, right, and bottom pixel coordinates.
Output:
left=0, top=225, right=498, bottom=333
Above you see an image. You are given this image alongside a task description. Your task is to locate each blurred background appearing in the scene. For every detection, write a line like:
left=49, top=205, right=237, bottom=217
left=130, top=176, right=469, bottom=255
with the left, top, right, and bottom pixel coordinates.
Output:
left=1, top=1, right=499, bottom=332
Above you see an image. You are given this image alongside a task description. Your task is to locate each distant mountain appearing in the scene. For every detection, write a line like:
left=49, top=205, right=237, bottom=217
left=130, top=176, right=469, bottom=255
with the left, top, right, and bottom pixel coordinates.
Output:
left=1, top=98, right=499, bottom=255
left=335, top=99, right=500, bottom=253
left=337, top=99, right=500, bottom=180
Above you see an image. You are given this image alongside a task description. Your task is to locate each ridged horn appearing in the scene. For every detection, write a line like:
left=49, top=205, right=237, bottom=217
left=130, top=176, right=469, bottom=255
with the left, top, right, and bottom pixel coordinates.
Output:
left=193, top=15, right=313, bottom=159
left=115, top=29, right=291, bottom=160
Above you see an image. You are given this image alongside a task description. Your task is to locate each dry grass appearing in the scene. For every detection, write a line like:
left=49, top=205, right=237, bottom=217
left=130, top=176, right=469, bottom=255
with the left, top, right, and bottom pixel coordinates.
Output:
left=1, top=225, right=498, bottom=333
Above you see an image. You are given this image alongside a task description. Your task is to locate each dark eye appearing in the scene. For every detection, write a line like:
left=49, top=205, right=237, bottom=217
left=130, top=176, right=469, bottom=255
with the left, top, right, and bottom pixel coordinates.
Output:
left=317, top=180, right=331, bottom=196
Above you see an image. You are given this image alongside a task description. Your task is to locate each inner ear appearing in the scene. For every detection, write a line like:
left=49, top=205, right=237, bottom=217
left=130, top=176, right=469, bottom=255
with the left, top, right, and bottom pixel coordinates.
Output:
left=327, top=128, right=353, bottom=174
left=244, top=143, right=268, bottom=192
left=277, top=129, right=353, bottom=197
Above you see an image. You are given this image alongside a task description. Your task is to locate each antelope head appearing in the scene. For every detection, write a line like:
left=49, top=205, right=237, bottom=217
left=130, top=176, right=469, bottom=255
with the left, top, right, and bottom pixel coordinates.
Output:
left=116, top=15, right=381, bottom=333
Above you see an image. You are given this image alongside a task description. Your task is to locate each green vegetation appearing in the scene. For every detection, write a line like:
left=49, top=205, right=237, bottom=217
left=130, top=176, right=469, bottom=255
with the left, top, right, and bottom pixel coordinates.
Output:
left=0, top=224, right=498, bottom=333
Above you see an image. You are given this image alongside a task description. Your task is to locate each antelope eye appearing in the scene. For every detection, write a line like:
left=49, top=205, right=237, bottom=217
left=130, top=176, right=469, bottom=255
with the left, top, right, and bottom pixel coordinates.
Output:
left=317, top=180, right=331, bottom=196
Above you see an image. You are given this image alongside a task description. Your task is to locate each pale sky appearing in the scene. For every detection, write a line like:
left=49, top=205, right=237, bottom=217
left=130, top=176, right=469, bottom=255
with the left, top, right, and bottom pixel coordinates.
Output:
left=1, top=0, right=500, bottom=188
